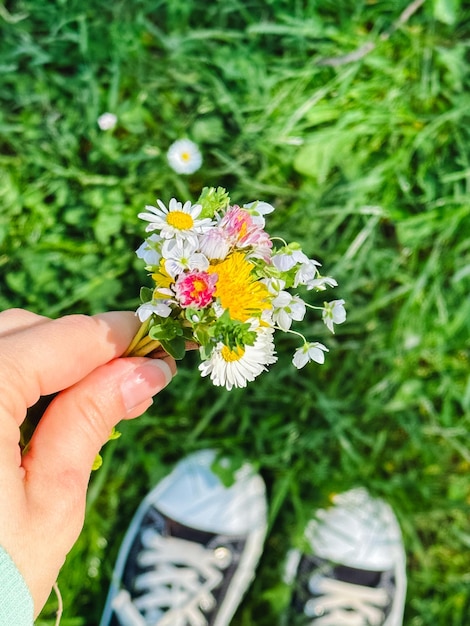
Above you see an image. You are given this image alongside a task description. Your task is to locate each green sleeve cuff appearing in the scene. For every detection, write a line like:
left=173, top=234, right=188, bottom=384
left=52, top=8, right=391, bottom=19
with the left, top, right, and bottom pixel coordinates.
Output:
left=0, top=545, right=34, bottom=626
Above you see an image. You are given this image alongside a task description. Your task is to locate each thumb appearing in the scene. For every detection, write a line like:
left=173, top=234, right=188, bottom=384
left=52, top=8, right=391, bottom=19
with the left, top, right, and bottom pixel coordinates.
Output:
left=19, top=356, right=175, bottom=614
left=23, top=356, right=175, bottom=484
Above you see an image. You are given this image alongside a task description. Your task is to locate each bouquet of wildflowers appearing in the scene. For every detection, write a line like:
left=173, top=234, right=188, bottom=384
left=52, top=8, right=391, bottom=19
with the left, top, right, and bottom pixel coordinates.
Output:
left=125, top=187, right=346, bottom=390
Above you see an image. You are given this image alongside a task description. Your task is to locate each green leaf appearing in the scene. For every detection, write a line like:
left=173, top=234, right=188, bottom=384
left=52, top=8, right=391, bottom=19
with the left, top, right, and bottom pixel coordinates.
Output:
left=197, top=186, right=230, bottom=218
left=293, top=129, right=356, bottom=183
left=433, top=0, right=460, bottom=24
left=160, top=336, right=187, bottom=360
left=212, top=310, right=257, bottom=350
left=149, top=317, right=183, bottom=341
left=305, top=105, right=341, bottom=127
left=140, top=286, right=154, bottom=303
left=93, top=202, right=124, bottom=245
left=211, top=455, right=245, bottom=487
left=192, top=116, right=225, bottom=144
left=193, top=325, right=211, bottom=346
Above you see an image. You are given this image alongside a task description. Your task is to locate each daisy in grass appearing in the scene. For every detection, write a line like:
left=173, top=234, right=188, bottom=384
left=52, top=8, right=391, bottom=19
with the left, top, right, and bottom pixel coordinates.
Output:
left=126, top=186, right=346, bottom=389
left=167, top=138, right=203, bottom=174
left=97, top=112, right=117, bottom=131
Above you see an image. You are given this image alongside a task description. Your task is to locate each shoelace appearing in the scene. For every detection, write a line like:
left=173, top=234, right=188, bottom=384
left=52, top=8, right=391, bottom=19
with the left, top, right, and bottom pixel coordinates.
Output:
left=304, top=575, right=389, bottom=626
left=112, top=527, right=232, bottom=626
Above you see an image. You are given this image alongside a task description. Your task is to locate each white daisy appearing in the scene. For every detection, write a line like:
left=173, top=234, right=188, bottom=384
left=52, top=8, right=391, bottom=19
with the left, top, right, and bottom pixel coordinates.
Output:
left=322, top=299, right=347, bottom=333
left=97, top=112, right=117, bottom=131
left=138, top=198, right=213, bottom=244
left=167, top=139, right=202, bottom=174
left=292, top=342, right=329, bottom=369
left=198, top=327, right=277, bottom=390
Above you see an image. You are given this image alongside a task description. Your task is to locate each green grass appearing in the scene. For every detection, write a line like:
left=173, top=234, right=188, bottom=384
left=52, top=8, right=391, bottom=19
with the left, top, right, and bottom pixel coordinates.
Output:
left=1, top=0, right=470, bottom=624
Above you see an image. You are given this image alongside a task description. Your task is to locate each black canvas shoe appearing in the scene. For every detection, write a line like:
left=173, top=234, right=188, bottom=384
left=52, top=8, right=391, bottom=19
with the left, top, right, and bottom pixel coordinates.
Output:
left=284, top=488, right=407, bottom=626
left=100, top=450, right=267, bottom=626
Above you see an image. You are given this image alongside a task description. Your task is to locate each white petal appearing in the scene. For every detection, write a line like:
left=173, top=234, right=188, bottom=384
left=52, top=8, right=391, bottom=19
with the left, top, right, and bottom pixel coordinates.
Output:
left=292, top=349, right=309, bottom=369
left=189, top=253, right=210, bottom=271
left=275, top=310, right=292, bottom=331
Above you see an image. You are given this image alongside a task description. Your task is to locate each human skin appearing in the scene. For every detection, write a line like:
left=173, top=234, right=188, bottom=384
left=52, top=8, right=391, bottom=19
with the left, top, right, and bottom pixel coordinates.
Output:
left=0, top=309, right=176, bottom=617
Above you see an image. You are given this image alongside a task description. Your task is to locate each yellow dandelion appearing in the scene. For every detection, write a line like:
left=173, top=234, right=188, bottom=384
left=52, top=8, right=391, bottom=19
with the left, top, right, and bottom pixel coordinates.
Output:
left=208, top=251, right=271, bottom=322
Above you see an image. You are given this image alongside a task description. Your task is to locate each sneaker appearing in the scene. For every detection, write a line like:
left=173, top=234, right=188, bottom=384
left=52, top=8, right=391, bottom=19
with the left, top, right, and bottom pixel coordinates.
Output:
left=284, top=488, right=407, bottom=626
left=99, top=449, right=267, bottom=626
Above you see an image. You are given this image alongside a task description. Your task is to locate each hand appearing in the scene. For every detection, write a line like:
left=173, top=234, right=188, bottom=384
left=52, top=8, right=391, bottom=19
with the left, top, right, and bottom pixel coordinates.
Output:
left=0, top=309, right=176, bottom=617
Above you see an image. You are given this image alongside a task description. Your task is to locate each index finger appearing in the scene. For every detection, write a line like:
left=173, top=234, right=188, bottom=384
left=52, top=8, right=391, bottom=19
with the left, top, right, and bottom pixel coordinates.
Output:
left=0, top=312, right=141, bottom=425
left=0, top=308, right=50, bottom=338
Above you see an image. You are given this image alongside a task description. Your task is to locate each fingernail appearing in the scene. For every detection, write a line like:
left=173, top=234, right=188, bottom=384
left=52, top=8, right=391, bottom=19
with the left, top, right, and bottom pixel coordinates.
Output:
left=121, top=360, right=173, bottom=412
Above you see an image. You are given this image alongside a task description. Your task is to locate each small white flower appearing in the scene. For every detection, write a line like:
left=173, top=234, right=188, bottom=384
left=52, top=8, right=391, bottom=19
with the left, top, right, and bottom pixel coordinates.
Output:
left=293, top=342, right=329, bottom=369
left=138, top=198, right=213, bottom=244
left=262, top=277, right=286, bottom=296
left=244, top=200, right=275, bottom=215
left=97, top=112, right=117, bottom=131
left=243, top=201, right=275, bottom=228
left=272, top=291, right=306, bottom=331
left=136, top=234, right=162, bottom=267
left=322, top=299, right=347, bottom=333
left=136, top=300, right=172, bottom=322
left=162, top=238, right=209, bottom=279
left=167, top=139, right=202, bottom=174
left=306, top=276, right=338, bottom=291
left=272, top=248, right=310, bottom=272
left=199, top=326, right=277, bottom=390
left=294, top=259, right=322, bottom=288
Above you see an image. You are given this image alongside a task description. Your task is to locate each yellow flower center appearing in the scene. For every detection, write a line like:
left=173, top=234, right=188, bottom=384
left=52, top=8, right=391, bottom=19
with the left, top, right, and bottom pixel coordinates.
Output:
left=191, top=279, right=207, bottom=296
left=181, top=151, right=191, bottom=162
left=221, top=345, right=245, bottom=362
left=166, top=210, right=194, bottom=230
left=208, top=251, right=271, bottom=322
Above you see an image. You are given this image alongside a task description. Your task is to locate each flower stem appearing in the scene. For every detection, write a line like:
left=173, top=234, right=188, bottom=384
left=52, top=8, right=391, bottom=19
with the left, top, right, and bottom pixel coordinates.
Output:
left=129, top=339, right=163, bottom=357
left=274, top=325, right=307, bottom=344
left=52, top=582, right=63, bottom=626
left=132, top=334, right=155, bottom=349
left=304, top=302, right=325, bottom=311
left=124, top=319, right=163, bottom=358
left=123, top=319, right=151, bottom=356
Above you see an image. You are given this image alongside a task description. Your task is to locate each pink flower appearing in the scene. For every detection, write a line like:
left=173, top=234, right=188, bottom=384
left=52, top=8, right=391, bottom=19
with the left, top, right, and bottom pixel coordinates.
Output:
left=220, top=206, right=253, bottom=240
left=220, top=206, right=273, bottom=261
left=175, top=270, right=217, bottom=309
